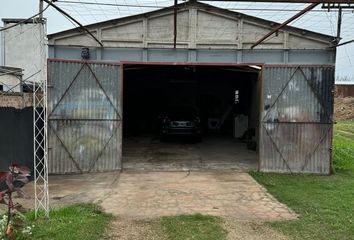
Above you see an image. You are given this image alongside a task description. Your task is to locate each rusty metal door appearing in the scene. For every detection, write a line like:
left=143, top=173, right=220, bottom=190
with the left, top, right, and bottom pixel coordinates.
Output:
left=260, top=66, right=334, bottom=174
left=48, top=60, right=122, bottom=174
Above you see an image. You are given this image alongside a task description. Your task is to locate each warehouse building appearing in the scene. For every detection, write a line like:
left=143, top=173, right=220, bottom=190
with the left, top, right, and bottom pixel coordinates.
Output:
left=47, top=1, right=335, bottom=174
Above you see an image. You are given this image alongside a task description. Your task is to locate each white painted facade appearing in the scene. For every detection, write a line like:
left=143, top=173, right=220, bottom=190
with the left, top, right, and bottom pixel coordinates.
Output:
left=0, top=31, right=3, bottom=66
left=2, top=19, right=47, bottom=84
left=0, top=73, right=21, bottom=92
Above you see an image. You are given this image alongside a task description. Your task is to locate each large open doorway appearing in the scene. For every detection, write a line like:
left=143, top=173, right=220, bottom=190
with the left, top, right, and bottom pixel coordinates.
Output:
left=122, top=63, right=261, bottom=171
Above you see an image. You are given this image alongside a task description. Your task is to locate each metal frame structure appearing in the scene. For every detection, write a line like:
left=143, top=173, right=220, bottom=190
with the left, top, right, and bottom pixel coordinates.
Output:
left=33, top=18, right=49, bottom=218
left=33, top=71, right=49, bottom=218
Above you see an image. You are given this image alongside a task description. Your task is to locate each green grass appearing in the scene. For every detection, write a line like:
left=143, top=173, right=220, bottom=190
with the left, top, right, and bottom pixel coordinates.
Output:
left=17, top=203, right=113, bottom=240
left=13, top=205, right=228, bottom=240
left=160, top=214, right=228, bottom=240
left=333, top=121, right=354, bottom=172
left=251, top=120, right=354, bottom=240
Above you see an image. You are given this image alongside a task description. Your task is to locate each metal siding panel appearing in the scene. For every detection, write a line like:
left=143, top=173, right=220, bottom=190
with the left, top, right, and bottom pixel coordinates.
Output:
left=196, top=50, right=237, bottom=63
left=50, top=46, right=336, bottom=65
left=260, top=66, right=334, bottom=174
left=262, top=67, right=334, bottom=123
left=49, top=121, right=78, bottom=173
left=147, top=49, right=189, bottom=62
left=261, top=123, right=331, bottom=174
left=89, top=63, right=121, bottom=113
left=49, top=120, right=119, bottom=173
left=288, top=50, right=331, bottom=64
left=48, top=60, right=121, bottom=174
left=102, top=48, right=143, bottom=61
left=48, top=46, right=55, bottom=58
left=242, top=50, right=283, bottom=63
left=54, top=46, right=97, bottom=60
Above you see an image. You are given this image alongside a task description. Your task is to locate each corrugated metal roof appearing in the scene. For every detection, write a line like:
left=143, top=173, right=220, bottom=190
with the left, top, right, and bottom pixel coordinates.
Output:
left=2, top=18, right=45, bottom=24
left=0, top=66, right=23, bottom=76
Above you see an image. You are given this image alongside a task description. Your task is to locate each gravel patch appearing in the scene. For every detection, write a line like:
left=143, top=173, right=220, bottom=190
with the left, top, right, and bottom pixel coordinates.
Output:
left=109, top=217, right=165, bottom=240
left=223, top=218, right=289, bottom=240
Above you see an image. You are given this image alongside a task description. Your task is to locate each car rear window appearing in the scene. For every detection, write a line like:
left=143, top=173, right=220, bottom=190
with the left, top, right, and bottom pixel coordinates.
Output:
left=166, top=107, right=197, bottom=118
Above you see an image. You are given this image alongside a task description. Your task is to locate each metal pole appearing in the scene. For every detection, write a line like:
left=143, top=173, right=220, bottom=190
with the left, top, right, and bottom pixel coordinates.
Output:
left=39, top=0, right=44, bottom=19
left=173, top=0, right=177, bottom=49
left=334, top=38, right=354, bottom=47
left=251, top=3, right=319, bottom=49
left=337, top=6, right=342, bottom=40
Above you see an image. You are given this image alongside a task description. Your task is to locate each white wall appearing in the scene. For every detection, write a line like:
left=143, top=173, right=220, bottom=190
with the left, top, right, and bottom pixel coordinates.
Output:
left=0, top=31, right=3, bottom=66
left=0, top=74, right=21, bottom=92
left=3, top=21, right=47, bottom=84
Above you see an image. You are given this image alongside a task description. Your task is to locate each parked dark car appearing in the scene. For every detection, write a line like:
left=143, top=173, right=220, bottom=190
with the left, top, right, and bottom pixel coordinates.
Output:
left=159, top=106, right=201, bottom=141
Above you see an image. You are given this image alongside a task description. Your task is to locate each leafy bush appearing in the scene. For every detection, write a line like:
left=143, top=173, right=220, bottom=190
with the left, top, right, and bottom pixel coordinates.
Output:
left=0, top=164, right=31, bottom=238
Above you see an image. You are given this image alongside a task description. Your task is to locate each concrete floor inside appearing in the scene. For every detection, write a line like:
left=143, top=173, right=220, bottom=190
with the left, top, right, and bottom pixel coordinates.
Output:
left=122, top=136, right=258, bottom=171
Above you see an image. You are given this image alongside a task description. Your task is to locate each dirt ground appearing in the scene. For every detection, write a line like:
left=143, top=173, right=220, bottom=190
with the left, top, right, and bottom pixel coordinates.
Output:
left=334, top=97, right=354, bottom=121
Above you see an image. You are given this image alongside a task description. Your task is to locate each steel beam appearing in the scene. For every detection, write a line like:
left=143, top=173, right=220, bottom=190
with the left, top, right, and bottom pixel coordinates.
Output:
left=251, top=3, right=319, bottom=49
left=43, top=0, right=103, bottom=47
left=198, top=0, right=353, bottom=3
left=334, top=38, right=354, bottom=47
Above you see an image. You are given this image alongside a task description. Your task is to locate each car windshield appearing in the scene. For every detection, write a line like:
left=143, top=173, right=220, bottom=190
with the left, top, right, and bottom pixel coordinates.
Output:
left=166, top=107, right=197, bottom=118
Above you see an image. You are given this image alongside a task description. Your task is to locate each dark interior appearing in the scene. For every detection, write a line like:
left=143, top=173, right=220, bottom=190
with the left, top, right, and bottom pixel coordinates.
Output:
left=123, top=64, right=260, bottom=138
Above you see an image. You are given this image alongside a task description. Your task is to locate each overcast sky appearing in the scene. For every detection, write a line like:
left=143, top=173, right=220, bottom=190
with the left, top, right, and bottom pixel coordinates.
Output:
left=1, top=0, right=353, bottom=82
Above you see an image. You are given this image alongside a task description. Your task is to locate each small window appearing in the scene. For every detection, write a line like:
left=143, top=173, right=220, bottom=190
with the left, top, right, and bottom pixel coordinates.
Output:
left=0, top=85, right=3, bottom=91
left=3, top=85, right=13, bottom=92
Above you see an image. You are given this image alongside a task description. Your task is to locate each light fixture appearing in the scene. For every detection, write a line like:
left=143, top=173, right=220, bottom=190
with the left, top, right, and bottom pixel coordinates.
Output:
left=81, top=47, right=90, bottom=60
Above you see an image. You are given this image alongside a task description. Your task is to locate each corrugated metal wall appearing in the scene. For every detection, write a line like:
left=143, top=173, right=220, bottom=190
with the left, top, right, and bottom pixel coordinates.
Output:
left=335, top=84, right=354, bottom=98
left=48, top=60, right=122, bottom=174
left=260, top=66, right=335, bottom=174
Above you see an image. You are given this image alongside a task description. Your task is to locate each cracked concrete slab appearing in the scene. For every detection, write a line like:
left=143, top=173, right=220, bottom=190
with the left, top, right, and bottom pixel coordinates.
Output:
left=101, top=171, right=297, bottom=220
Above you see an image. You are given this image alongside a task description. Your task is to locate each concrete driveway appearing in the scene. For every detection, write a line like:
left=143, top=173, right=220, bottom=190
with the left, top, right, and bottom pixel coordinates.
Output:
left=8, top=171, right=296, bottom=222
left=101, top=171, right=296, bottom=220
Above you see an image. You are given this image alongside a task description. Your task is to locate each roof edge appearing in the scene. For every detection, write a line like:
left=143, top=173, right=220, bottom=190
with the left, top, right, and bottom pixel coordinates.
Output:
left=47, top=1, right=335, bottom=42
left=2, top=18, right=46, bottom=24
left=0, top=66, right=23, bottom=76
